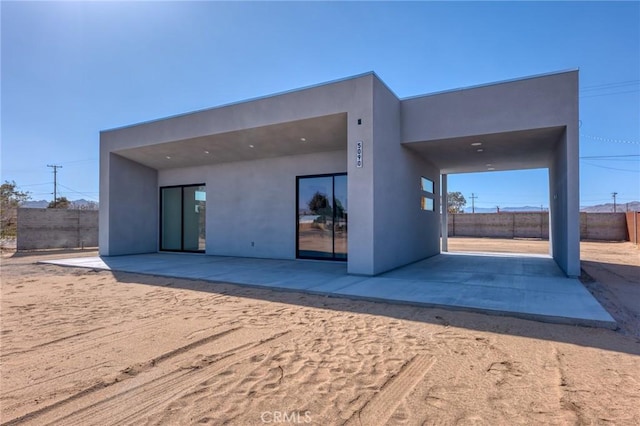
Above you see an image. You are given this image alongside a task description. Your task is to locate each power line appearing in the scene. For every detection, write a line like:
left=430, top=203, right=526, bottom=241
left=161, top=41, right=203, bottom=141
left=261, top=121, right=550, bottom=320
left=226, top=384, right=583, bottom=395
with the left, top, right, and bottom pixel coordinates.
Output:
left=57, top=183, right=99, bottom=201
left=582, top=162, right=640, bottom=173
left=581, top=134, right=639, bottom=145
left=580, top=80, right=639, bottom=90
left=58, top=158, right=98, bottom=165
left=579, top=79, right=640, bottom=99
left=580, top=159, right=640, bottom=162
left=580, top=155, right=640, bottom=159
left=17, top=182, right=53, bottom=187
left=580, top=89, right=639, bottom=99
left=581, top=158, right=640, bottom=161
left=2, top=158, right=97, bottom=174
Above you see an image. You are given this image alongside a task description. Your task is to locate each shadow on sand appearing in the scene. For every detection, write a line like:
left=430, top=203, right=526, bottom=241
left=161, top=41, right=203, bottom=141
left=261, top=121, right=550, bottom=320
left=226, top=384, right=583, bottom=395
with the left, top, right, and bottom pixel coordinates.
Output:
left=103, top=266, right=640, bottom=357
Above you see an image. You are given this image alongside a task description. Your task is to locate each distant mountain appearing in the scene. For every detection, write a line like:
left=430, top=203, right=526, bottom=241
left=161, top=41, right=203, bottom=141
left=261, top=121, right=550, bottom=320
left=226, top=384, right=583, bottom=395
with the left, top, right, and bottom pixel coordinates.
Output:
left=21, top=199, right=49, bottom=208
left=20, top=199, right=99, bottom=210
left=69, top=199, right=99, bottom=209
left=580, top=201, right=640, bottom=213
left=462, top=206, right=546, bottom=213
left=460, top=201, right=639, bottom=214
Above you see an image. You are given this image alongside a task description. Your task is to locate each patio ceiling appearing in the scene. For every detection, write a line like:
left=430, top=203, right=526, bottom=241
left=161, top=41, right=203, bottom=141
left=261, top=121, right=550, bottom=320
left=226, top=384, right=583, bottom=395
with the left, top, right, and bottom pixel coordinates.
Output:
left=403, top=126, right=566, bottom=174
left=114, top=113, right=347, bottom=170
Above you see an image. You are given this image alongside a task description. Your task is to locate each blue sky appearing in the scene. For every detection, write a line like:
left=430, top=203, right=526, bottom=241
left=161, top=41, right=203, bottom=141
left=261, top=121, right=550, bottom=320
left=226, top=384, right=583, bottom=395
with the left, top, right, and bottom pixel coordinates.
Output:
left=2, top=1, right=639, bottom=209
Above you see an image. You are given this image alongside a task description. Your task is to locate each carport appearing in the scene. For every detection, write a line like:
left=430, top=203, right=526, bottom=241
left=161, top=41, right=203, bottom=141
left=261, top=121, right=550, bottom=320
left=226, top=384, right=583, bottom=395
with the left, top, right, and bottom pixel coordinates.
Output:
left=401, top=70, right=580, bottom=277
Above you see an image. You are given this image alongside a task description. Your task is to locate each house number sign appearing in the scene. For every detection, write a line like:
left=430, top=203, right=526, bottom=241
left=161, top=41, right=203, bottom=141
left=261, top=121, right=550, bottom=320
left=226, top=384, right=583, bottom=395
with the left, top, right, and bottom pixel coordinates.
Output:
left=356, top=141, right=363, bottom=168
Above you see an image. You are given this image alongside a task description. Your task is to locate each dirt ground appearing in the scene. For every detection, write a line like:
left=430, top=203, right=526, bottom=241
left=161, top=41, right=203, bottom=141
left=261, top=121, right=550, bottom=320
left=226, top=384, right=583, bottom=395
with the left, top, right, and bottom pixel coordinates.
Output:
left=1, top=239, right=639, bottom=425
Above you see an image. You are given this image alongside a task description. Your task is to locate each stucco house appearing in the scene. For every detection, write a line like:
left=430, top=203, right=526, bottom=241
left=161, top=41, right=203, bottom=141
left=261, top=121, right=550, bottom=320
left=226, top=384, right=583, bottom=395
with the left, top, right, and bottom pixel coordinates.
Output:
left=99, top=70, right=579, bottom=277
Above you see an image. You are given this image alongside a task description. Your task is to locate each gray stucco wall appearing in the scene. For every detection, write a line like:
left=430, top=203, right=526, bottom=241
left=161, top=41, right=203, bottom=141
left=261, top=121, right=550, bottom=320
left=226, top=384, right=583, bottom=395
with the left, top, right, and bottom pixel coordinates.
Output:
left=549, top=132, right=569, bottom=271
left=371, top=78, right=441, bottom=274
left=101, top=74, right=374, bottom=153
left=101, top=73, right=378, bottom=274
left=102, top=153, right=158, bottom=255
left=549, top=128, right=580, bottom=276
left=159, top=150, right=347, bottom=260
left=345, top=78, right=375, bottom=275
left=17, top=208, right=98, bottom=250
left=401, top=71, right=579, bottom=143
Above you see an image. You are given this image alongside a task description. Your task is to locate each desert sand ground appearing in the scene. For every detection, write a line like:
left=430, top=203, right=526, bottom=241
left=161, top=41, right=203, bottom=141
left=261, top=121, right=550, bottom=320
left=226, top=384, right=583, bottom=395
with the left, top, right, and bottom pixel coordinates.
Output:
left=1, top=239, right=639, bottom=425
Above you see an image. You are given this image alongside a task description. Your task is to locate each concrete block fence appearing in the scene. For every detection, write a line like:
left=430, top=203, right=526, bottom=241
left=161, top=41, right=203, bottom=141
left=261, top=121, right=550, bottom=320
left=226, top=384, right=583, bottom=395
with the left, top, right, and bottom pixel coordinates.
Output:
left=17, top=208, right=98, bottom=250
left=448, top=212, right=628, bottom=241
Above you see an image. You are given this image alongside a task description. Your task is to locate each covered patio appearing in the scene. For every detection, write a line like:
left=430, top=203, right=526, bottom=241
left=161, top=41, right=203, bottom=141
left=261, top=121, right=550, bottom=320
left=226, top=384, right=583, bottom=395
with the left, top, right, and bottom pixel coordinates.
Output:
left=43, top=251, right=615, bottom=329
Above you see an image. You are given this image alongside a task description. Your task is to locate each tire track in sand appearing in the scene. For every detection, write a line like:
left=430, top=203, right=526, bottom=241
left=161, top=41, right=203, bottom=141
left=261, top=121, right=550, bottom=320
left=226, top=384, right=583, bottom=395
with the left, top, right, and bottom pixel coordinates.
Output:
left=55, top=330, right=296, bottom=426
left=5, top=329, right=296, bottom=426
left=345, top=354, right=436, bottom=426
left=1, top=326, right=238, bottom=426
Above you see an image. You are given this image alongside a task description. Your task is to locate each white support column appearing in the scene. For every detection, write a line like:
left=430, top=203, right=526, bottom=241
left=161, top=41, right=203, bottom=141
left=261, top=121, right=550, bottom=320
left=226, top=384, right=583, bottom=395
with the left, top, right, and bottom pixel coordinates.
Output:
left=441, top=174, right=448, bottom=252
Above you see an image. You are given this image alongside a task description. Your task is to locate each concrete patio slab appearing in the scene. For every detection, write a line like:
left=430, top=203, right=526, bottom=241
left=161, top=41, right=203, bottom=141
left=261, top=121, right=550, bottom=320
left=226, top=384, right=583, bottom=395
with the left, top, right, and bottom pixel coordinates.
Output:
left=41, top=252, right=616, bottom=329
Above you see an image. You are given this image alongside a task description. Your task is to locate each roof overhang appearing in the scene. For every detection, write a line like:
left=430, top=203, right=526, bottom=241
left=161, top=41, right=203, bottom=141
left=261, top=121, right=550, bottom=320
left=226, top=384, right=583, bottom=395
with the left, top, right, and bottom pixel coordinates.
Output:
left=113, top=113, right=347, bottom=170
left=402, top=126, right=565, bottom=174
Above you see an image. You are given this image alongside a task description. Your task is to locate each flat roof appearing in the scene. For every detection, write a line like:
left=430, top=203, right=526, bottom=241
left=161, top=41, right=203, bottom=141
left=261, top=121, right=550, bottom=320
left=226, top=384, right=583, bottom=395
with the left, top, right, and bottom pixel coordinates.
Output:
left=401, top=69, right=579, bottom=101
left=102, top=69, right=577, bottom=133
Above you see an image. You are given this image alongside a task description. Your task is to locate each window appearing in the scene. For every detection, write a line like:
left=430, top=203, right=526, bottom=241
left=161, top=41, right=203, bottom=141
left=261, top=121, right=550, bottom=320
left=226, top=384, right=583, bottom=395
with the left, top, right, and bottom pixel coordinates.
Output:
left=420, top=176, right=435, bottom=212
left=421, top=196, right=434, bottom=211
left=421, top=177, right=434, bottom=193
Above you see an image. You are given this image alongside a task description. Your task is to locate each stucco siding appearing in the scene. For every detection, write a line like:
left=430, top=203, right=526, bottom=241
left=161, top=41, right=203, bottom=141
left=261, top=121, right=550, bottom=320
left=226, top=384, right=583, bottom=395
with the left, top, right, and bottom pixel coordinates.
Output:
left=372, top=78, right=441, bottom=274
left=159, top=150, right=347, bottom=260
left=101, top=74, right=375, bottom=152
left=105, top=153, right=158, bottom=255
left=401, top=71, right=579, bottom=143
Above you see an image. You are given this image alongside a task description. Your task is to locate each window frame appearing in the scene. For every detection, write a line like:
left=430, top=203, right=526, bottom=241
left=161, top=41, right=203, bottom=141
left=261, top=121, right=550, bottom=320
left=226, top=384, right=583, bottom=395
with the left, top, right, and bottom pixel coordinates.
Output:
left=295, top=172, right=348, bottom=261
left=159, top=183, right=206, bottom=253
left=420, top=176, right=436, bottom=212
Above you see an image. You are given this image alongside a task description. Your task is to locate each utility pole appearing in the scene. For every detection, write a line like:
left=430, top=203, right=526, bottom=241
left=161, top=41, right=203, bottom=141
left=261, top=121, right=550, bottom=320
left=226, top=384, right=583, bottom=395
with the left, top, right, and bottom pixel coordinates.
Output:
left=612, top=192, right=618, bottom=213
left=471, top=193, right=478, bottom=214
left=47, top=164, right=62, bottom=208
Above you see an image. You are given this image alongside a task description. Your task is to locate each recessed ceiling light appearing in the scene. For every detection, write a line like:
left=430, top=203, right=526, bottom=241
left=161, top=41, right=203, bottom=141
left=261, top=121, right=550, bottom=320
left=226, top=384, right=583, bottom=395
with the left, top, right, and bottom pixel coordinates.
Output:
left=486, top=163, right=492, bottom=167
left=471, top=142, right=482, bottom=146
left=477, top=148, right=484, bottom=152
left=166, top=156, right=171, bottom=159
left=204, top=150, right=210, bottom=154
left=249, top=144, right=255, bottom=148
left=488, top=167, right=495, bottom=171
left=300, top=137, right=306, bottom=142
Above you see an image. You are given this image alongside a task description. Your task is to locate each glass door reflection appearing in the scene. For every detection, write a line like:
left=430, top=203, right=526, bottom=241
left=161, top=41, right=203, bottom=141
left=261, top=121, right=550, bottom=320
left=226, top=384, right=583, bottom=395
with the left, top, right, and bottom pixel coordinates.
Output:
left=182, top=185, right=206, bottom=251
left=161, top=187, right=182, bottom=251
left=296, top=174, right=347, bottom=261
left=160, top=184, right=206, bottom=253
left=333, top=175, right=348, bottom=260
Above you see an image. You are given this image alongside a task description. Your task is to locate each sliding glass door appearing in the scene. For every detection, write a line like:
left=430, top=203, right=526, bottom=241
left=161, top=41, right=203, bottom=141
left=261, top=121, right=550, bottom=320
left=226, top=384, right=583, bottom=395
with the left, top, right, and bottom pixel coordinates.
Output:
left=296, top=174, right=347, bottom=260
left=333, top=174, right=348, bottom=260
left=161, top=187, right=183, bottom=251
left=160, top=184, right=206, bottom=252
